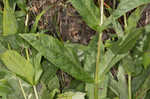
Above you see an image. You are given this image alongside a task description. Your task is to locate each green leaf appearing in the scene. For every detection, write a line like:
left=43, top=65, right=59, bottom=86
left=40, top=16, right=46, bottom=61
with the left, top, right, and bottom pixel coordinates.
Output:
left=112, top=19, right=124, bottom=37
left=109, top=28, right=143, bottom=54
left=0, top=50, right=34, bottom=85
left=122, top=56, right=142, bottom=76
left=109, top=73, right=119, bottom=96
left=0, top=79, right=12, bottom=95
left=20, top=33, right=93, bottom=83
left=57, top=91, right=86, bottom=99
left=0, top=13, right=2, bottom=34
left=7, top=76, right=32, bottom=99
left=112, top=0, right=150, bottom=19
left=117, top=66, right=128, bottom=99
left=135, top=70, right=150, bottom=99
left=3, top=0, right=18, bottom=36
left=47, top=75, right=60, bottom=91
left=0, top=34, right=30, bottom=50
left=41, top=60, right=58, bottom=85
left=143, top=52, right=150, bottom=69
left=132, top=67, right=150, bottom=94
left=99, top=50, right=126, bottom=77
left=69, top=0, right=101, bottom=32
left=16, top=0, right=27, bottom=11
left=32, top=53, right=43, bottom=85
left=126, top=8, right=142, bottom=32
left=0, top=42, right=6, bottom=54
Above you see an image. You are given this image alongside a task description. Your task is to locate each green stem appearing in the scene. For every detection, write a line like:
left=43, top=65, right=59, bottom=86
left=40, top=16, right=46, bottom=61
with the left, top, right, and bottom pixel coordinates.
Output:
left=113, top=0, right=116, bottom=10
left=25, top=48, right=39, bottom=99
left=124, top=14, right=127, bottom=29
left=128, top=74, right=132, bottom=99
left=94, top=0, right=104, bottom=99
left=25, top=14, right=29, bottom=33
left=33, top=85, right=39, bottom=99
left=25, top=48, right=30, bottom=61
left=18, top=79, right=27, bottom=99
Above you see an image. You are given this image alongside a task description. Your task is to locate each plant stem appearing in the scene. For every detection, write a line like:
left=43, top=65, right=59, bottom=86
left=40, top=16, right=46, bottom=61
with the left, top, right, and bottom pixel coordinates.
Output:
left=113, top=0, right=116, bottom=10
left=33, top=85, right=39, bottom=99
left=18, top=79, right=27, bottom=99
left=94, top=0, right=104, bottom=99
left=25, top=48, right=30, bottom=61
left=124, top=14, right=127, bottom=29
left=25, top=49, right=39, bottom=99
left=128, top=74, right=132, bottom=99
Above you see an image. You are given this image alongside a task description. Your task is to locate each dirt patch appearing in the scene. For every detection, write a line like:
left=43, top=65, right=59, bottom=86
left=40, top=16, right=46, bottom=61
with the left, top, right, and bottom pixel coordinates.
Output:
left=29, top=0, right=96, bottom=45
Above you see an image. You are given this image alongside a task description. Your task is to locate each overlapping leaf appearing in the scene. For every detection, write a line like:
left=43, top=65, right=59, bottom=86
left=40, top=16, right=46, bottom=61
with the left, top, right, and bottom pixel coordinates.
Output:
left=70, top=0, right=101, bottom=32
left=113, top=0, right=150, bottom=19
left=0, top=50, right=35, bottom=85
left=3, top=0, right=18, bottom=36
left=20, top=33, right=93, bottom=83
left=109, top=28, right=144, bottom=54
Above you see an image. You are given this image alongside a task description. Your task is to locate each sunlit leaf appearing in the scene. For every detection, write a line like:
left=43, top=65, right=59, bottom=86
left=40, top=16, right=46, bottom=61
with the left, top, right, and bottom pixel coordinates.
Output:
left=57, top=91, right=86, bottom=99
left=32, top=53, right=43, bottom=85
left=117, top=66, right=128, bottom=99
left=3, top=0, right=18, bottom=36
left=0, top=50, right=34, bottom=85
left=20, top=33, right=93, bottom=83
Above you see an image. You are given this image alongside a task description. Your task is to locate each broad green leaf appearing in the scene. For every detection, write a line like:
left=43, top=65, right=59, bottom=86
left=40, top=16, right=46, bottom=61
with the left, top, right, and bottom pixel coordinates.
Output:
left=15, top=10, right=26, bottom=18
left=0, top=34, right=30, bottom=50
left=109, top=28, right=144, bottom=54
left=32, top=53, right=43, bottom=85
left=0, top=42, right=6, bottom=54
left=68, top=80, right=85, bottom=92
left=100, top=0, right=150, bottom=34
left=40, top=82, right=52, bottom=99
left=70, top=0, right=101, bottom=32
left=7, top=76, right=32, bottom=99
left=99, top=50, right=126, bottom=77
left=117, top=66, right=128, bottom=99
left=20, top=33, right=93, bottom=83
left=109, top=73, right=119, bottom=96
left=0, top=13, right=2, bottom=34
left=122, top=56, right=142, bottom=76
left=112, top=19, right=124, bottom=37
left=3, top=0, right=18, bottom=36
left=126, top=8, right=142, bottom=33
left=57, top=91, right=86, bottom=99
left=132, top=67, right=150, bottom=93
left=41, top=60, right=58, bottom=85
left=112, top=0, right=150, bottom=19
left=0, top=79, right=12, bottom=95
left=135, top=71, right=150, bottom=99
left=16, top=0, right=27, bottom=11
left=143, top=31, right=150, bottom=52
left=143, top=52, right=150, bottom=69
left=0, top=50, right=34, bottom=85
left=47, top=75, right=60, bottom=92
